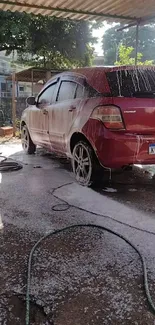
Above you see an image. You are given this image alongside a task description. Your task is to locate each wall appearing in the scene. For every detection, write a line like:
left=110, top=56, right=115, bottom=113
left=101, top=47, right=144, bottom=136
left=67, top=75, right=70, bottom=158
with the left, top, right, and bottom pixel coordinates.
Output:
left=33, top=83, right=43, bottom=95
left=92, top=56, right=104, bottom=66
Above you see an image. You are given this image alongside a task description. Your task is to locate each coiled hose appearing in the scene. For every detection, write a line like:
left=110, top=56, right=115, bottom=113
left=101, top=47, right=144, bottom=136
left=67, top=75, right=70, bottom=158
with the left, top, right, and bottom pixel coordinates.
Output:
left=0, top=154, right=23, bottom=172
left=25, top=185, right=155, bottom=325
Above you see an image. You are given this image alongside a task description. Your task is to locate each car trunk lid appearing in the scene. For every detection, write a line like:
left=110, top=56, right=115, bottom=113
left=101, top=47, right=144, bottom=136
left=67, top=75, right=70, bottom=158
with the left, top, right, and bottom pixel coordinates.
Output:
left=106, top=68, right=155, bottom=134
left=112, top=97, right=155, bottom=134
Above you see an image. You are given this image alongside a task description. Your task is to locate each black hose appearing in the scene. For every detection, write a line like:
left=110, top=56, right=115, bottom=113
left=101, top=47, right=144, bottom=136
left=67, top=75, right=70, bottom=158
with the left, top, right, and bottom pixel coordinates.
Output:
left=26, top=223, right=155, bottom=325
left=0, top=154, right=23, bottom=172
left=25, top=183, right=155, bottom=325
left=50, top=183, right=155, bottom=236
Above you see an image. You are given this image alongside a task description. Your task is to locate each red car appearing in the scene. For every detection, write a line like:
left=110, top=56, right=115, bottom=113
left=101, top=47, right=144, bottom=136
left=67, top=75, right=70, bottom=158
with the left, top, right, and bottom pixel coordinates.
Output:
left=21, top=66, right=155, bottom=186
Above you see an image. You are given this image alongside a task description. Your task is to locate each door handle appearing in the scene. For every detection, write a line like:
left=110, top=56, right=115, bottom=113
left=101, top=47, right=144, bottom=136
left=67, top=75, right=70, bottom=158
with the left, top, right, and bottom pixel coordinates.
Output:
left=68, top=106, right=76, bottom=112
left=43, top=108, right=48, bottom=115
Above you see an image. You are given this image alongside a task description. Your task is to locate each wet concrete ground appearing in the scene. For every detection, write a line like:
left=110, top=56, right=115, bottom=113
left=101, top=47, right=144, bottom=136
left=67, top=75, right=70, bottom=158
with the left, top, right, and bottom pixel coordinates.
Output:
left=1, top=141, right=155, bottom=324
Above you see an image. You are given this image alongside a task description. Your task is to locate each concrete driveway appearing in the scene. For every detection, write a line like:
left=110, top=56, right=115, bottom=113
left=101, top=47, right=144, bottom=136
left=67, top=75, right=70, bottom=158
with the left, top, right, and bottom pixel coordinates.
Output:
left=1, top=140, right=155, bottom=325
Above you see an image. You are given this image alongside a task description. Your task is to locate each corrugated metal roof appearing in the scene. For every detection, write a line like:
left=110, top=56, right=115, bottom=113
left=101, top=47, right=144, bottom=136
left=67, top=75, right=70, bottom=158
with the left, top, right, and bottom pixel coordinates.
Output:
left=0, top=0, right=155, bottom=23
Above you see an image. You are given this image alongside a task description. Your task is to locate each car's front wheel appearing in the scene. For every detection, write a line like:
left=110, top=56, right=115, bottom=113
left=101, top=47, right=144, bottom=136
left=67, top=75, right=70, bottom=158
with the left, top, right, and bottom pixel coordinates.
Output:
left=72, top=141, right=100, bottom=187
left=21, top=125, right=36, bottom=154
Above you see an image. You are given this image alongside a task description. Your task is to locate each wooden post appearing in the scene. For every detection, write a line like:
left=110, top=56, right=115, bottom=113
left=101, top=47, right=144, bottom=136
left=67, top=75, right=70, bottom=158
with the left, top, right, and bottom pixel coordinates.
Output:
left=12, top=70, right=16, bottom=137
left=45, top=70, right=51, bottom=82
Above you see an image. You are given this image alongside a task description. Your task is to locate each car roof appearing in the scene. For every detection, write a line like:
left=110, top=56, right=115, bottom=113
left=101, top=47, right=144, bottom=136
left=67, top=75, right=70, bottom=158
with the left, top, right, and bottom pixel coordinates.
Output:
left=47, top=65, right=155, bottom=94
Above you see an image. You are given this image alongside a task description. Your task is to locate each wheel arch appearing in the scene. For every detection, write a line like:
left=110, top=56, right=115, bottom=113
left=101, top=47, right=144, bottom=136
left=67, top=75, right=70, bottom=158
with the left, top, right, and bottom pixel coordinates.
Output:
left=70, top=132, right=103, bottom=186
left=21, top=120, right=26, bottom=129
left=70, top=132, right=99, bottom=162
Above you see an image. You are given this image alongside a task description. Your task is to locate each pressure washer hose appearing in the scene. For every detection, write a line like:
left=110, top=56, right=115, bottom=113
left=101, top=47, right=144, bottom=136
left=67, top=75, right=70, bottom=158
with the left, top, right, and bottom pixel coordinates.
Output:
left=1, top=150, right=155, bottom=323
left=25, top=185, right=155, bottom=325
left=0, top=154, right=23, bottom=172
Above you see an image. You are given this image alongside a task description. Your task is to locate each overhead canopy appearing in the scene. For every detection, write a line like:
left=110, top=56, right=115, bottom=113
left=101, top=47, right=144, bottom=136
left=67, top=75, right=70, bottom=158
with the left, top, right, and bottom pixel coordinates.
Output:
left=0, top=0, right=155, bottom=24
left=7, top=67, right=65, bottom=82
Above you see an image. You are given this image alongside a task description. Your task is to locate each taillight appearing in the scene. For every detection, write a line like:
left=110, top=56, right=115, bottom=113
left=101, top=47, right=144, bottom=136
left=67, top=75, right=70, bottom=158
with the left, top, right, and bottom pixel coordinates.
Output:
left=91, top=105, right=125, bottom=130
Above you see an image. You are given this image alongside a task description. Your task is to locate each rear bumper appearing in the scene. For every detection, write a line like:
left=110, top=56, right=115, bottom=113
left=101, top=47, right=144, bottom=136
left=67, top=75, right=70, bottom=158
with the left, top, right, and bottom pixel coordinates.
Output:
left=82, top=120, right=155, bottom=168
left=99, top=133, right=155, bottom=168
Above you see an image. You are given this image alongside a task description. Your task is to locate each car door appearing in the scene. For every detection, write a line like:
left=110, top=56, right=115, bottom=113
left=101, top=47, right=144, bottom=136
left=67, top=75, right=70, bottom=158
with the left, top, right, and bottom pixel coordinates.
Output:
left=28, top=79, right=59, bottom=147
left=48, top=76, right=85, bottom=153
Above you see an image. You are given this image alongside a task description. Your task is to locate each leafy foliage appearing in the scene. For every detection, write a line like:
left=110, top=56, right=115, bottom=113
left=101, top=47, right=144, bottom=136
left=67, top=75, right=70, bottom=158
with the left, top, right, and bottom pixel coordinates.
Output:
left=0, top=11, right=29, bottom=54
left=102, top=24, right=155, bottom=65
left=0, top=11, right=95, bottom=68
left=115, top=45, right=154, bottom=66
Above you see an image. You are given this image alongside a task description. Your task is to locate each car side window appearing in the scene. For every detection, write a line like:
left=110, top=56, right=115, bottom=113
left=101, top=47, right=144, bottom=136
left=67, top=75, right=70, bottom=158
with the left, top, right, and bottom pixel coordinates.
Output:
left=38, top=83, right=57, bottom=107
left=84, top=82, right=100, bottom=98
left=57, top=81, right=76, bottom=102
left=75, top=84, right=84, bottom=99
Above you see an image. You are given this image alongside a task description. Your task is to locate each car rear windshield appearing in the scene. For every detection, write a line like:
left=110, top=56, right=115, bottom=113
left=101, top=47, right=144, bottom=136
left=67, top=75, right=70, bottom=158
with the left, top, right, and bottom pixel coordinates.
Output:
left=106, top=69, right=155, bottom=97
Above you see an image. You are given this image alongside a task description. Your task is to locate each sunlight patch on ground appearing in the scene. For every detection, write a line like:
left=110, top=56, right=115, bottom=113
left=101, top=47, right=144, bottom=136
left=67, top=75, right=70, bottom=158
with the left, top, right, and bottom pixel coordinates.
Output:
left=135, top=164, right=143, bottom=169
left=135, top=164, right=155, bottom=176
left=0, top=213, right=3, bottom=230
left=0, top=143, right=22, bottom=158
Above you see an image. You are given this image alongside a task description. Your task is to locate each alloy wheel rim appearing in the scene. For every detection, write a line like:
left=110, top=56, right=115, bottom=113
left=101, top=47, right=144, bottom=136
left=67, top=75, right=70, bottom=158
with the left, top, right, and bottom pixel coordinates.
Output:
left=22, top=128, right=29, bottom=151
left=73, top=144, right=92, bottom=184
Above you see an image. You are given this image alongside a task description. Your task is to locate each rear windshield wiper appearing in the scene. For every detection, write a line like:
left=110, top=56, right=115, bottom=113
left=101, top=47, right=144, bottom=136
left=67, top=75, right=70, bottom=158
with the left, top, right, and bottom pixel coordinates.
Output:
left=132, top=91, right=155, bottom=98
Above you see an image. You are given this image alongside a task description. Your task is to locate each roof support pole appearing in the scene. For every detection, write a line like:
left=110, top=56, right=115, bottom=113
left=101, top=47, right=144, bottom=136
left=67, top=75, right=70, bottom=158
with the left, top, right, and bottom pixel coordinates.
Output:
left=12, top=70, right=16, bottom=137
left=135, top=23, right=139, bottom=65
left=31, top=69, right=34, bottom=96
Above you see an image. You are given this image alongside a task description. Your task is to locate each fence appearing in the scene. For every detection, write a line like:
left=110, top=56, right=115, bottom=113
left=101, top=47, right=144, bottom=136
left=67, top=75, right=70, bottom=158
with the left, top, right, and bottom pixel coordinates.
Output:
left=1, top=91, right=32, bottom=98
left=0, top=97, right=27, bottom=123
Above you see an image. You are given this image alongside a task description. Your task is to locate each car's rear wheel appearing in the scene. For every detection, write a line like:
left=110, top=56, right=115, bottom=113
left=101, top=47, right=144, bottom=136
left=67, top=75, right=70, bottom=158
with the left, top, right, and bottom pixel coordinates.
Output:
left=72, top=141, right=100, bottom=187
left=21, top=125, right=36, bottom=154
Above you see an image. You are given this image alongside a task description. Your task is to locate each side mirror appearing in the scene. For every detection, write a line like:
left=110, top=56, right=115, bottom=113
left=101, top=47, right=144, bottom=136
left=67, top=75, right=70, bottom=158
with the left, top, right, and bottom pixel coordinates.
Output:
left=26, top=96, right=36, bottom=106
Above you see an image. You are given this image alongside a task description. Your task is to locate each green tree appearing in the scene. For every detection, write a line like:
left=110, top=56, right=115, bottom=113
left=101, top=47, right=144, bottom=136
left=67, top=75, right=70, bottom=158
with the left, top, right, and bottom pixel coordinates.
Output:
left=102, top=24, right=155, bottom=65
left=0, top=11, right=95, bottom=68
left=0, top=11, right=29, bottom=53
left=115, top=44, right=154, bottom=65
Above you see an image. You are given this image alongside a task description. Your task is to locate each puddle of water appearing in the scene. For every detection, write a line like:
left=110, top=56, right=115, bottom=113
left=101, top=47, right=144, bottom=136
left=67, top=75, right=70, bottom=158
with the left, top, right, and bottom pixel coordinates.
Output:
left=136, top=164, right=155, bottom=176
left=102, top=188, right=118, bottom=193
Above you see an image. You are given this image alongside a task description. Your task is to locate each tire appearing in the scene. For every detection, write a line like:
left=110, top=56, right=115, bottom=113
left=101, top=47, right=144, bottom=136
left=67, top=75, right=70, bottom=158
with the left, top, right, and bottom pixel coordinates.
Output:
left=72, top=141, right=101, bottom=187
left=21, top=125, right=36, bottom=154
